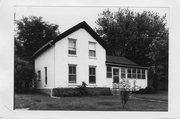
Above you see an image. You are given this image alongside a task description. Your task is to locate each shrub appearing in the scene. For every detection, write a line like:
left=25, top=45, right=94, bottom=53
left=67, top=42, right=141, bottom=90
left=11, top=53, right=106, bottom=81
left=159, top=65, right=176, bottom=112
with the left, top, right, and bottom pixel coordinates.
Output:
left=52, top=88, right=80, bottom=97
left=132, top=86, right=156, bottom=94
left=138, top=89, right=147, bottom=94
left=145, top=86, right=156, bottom=94
left=52, top=87, right=112, bottom=97
left=76, top=82, right=89, bottom=96
left=14, top=56, right=35, bottom=93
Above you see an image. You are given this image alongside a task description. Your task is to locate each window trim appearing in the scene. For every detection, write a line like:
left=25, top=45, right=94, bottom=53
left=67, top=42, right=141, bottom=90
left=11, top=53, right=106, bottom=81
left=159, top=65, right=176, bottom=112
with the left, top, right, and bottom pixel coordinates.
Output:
left=89, top=66, right=96, bottom=84
left=68, top=64, right=77, bottom=83
left=37, top=70, right=41, bottom=81
left=88, top=41, right=96, bottom=58
left=68, top=38, right=77, bottom=56
left=126, top=68, right=146, bottom=79
left=121, top=68, right=126, bottom=78
left=107, top=66, right=112, bottom=78
left=44, top=67, right=47, bottom=85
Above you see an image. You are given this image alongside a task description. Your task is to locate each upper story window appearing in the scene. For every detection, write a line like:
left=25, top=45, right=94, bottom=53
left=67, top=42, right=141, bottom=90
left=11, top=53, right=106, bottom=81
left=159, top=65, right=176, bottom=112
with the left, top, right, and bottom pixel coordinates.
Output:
left=68, top=38, right=76, bottom=55
left=89, top=42, right=96, bottom=58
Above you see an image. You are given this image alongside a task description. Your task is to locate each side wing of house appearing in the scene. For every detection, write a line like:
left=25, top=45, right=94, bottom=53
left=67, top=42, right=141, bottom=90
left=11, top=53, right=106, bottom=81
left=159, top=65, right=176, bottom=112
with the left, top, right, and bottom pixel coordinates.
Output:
left=106, top=56, right=148, bottom=89
left=34, top=46, right=55, bottom=89
left=54, top=28, right=106, bottom=87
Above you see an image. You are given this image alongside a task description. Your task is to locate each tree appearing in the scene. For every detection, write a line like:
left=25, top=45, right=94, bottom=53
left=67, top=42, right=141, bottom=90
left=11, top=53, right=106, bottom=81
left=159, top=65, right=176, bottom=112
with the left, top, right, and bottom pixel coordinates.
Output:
left=14, top=16, right=60, bottom=93
left=15, top=16, right=60, bottom=59
left=147, top=29, right=168, bottom=90
left=14, top=55, right=35, bottom=93
left=96, top=8, right=168, bottom=90
left=95, top=8, right=167, bottom=67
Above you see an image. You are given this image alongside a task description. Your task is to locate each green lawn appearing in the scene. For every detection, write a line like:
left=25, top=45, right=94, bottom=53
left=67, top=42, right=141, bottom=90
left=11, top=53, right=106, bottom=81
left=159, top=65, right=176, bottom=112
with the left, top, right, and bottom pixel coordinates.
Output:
left=15, top=93, right=168, bottom=111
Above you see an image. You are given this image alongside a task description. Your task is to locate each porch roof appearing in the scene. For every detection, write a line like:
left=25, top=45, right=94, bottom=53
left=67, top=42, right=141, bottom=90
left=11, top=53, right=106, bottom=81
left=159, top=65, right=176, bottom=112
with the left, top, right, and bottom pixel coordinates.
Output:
left=106, top=55, right=148, bottom=69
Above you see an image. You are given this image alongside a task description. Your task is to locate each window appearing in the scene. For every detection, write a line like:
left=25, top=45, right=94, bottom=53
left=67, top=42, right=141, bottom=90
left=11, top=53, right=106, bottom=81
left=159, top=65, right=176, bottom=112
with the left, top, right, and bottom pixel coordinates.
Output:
left=37, top=70, right=41, bottom=81
left=121, top=68, right=126, bottom=78
left=89, top=42, right=96, bottom=57
left=132, top=68, right=137, bottom=78
left=68, top=38, right=76, bottom=55
left=44, top=67, right=47, bottom=85
left=127, top=68, right=132, bottom=78
left=137, top=69, right=141, bottom=79
left=142, top=69, right=146, bottom=79
left=69, top=65, right=76, bottom=83
left=113, top=68, right=119, bottom=83
left=107, top=66, right=112, bottom=78
left=89, top=66, right=96, bottom=84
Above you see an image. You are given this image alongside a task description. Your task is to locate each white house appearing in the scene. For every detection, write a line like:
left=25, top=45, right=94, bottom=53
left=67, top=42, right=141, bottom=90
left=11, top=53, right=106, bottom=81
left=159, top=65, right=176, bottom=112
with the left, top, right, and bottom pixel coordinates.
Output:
left=32, top=21, right=148, bottom=94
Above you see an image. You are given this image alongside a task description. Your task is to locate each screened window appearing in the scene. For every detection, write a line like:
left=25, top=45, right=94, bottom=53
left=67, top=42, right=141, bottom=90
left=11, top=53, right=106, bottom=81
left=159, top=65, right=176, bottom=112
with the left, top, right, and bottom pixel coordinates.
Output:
left=89, top=66, right=96, bottom=84
left=121, top=68, right=126, bottom=78
left=89, top=42, right=96, bottom=57
left=68, top=38, right=76, bottom=55
left=69, top=65, right=76, bottom=83
left=127, top=68, right=132, bottom=78
left=137, top=69, right=142, bottom=79
left=107, top=66, right=112, bottom=78
left=132, top=68, right=137, bottom=78
left=44, top=67, right=47, bottom=85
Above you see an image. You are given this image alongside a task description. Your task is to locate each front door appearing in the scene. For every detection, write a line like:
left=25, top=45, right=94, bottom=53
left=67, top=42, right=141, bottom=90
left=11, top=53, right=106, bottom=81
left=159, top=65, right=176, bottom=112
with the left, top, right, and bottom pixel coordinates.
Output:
left=113, top=68, right=119, bottom=83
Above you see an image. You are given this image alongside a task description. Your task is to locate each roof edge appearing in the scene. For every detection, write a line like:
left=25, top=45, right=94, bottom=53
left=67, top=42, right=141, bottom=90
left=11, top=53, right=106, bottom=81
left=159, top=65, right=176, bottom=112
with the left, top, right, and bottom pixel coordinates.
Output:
left=31, top=40, right=54, bottom=59
left=106, top=62, right=149, bottom=69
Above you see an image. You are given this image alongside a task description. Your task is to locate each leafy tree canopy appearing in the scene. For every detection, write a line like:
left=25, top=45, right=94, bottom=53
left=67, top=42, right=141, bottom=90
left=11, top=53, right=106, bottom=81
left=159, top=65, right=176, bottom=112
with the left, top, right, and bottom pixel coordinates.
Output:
left=15, top=16, right=60, bottom=59
left=95, top=8, right=168, bottom=67
left=14, top=16, right=60, bottom=93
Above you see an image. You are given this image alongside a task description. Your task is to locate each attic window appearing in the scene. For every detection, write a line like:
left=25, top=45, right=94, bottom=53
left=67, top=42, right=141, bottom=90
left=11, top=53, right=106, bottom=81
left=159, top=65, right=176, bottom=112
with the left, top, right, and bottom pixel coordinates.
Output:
left=68, top=38, right=76, bottom=55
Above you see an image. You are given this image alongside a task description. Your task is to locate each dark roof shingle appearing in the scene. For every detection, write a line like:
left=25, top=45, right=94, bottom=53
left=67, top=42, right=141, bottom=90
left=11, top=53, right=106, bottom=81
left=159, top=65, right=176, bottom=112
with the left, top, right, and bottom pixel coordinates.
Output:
left=106, top=55, right=138, bottom=66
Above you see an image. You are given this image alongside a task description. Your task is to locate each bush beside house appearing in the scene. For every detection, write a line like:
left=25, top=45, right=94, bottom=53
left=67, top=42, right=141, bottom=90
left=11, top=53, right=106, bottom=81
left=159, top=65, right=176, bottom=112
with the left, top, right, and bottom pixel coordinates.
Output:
left=52, top=87, right=112, bottom=97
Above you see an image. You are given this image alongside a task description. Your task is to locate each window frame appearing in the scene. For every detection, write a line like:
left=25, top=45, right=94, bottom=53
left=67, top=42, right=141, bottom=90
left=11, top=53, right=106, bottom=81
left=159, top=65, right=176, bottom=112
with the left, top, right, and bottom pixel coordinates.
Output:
left=44, top=67, right=47, bottom=85
left=89, top=66, right=96, bottom=84
left=127, top=68, right=132, bottom=78
left=88, top=42, right=96, bottom=58
left=106, top=66, right=112, bottom=78
left=68, top=64, right=77, bottom=83
left=142, top=69, right=146, bottom=79
left=37, top=70, right=41, bottom=81
left=68, top=38, right=77, bottom=56
left=121, top=68, right=126, bottom=78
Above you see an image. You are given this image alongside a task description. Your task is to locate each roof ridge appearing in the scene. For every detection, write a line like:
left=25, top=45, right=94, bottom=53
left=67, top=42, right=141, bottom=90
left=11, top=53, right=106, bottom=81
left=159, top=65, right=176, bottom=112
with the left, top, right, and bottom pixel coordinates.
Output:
left=32, top=21, right=107, bottom=58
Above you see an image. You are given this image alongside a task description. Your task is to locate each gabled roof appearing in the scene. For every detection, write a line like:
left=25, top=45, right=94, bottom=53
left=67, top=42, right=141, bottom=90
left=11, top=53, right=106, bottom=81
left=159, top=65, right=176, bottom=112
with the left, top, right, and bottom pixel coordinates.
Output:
left=32, top=21, right=107, bottom=58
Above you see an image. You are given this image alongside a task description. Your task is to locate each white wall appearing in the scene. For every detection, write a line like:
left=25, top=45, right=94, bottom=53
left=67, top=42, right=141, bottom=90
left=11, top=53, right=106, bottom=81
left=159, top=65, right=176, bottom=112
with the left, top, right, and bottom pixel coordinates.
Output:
left=54, top=28, right=106, bottom=88
left=34, top=27, right=147, bottom=90
left=34, top=47, right=55, bottom=89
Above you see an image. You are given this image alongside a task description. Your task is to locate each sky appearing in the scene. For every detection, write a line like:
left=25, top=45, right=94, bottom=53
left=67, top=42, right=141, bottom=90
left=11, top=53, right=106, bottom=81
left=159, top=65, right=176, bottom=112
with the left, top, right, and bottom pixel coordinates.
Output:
left=15, top=6, right=169, bottom=33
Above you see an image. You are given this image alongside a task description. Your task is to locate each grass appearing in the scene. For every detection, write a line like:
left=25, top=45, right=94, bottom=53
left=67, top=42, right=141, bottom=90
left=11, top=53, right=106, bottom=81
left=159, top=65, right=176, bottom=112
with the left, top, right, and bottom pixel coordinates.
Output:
left=15, top=93, right=168, bottom=111
left=134, top=91, right=168, bottom=101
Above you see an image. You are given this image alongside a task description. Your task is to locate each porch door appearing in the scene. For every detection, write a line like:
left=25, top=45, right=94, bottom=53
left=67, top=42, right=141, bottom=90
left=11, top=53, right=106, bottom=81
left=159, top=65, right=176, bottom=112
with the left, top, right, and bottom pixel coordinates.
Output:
left=113, top=68, right=119, bottom=83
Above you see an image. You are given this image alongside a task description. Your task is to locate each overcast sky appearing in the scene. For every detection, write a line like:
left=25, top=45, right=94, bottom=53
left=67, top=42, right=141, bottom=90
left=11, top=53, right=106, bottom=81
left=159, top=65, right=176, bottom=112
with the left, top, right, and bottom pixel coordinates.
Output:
left=15, top=7, right=168, bottom=33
